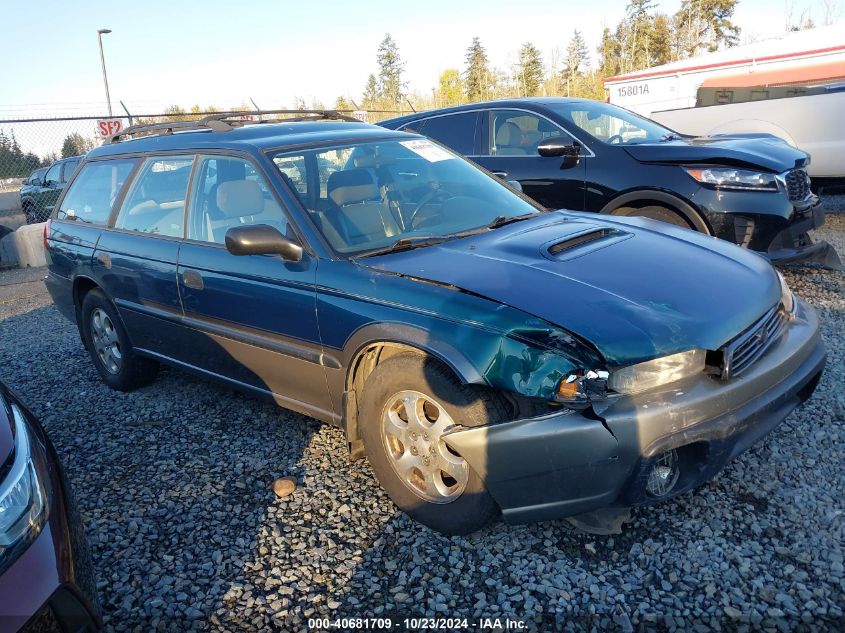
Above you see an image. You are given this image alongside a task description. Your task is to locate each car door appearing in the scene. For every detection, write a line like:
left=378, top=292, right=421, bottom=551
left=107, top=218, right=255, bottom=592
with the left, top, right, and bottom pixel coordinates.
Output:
left=92, top=155, right=193, bottom=358
left=35, top=161, right=63, bottom=213
left=176, top=153, right=332, bottom=420
left=473, top=109, right=587, bottom=211
left=404, top=111, right=481, bottom=155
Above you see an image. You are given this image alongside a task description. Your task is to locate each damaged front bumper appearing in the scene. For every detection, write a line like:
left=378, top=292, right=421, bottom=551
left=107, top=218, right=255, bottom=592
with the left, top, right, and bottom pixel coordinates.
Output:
left=765, top=200, right=842, bottom=269
left=443, top=299, right=825, bottom=525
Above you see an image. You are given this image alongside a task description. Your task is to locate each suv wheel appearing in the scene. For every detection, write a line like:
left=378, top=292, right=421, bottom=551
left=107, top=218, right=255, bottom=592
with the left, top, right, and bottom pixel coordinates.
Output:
left=80, top=289, right=158, bottom=391
left=613, top=205, right=695, bottom=230
left=359, top=353, right=507, bottom=535
left=22, top=201, right=40, bottom=224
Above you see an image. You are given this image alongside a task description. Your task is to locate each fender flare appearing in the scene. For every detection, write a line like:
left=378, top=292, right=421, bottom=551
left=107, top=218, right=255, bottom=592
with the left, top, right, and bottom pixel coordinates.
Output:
left=340, top=322, right=486, bottom=391
left=600, top=189, right=711, bottom=234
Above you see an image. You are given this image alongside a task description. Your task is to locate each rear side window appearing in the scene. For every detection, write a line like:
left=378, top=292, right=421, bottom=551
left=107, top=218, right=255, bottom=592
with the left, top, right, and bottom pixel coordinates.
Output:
left=114, top=156, right=194, bottom=238
left=413, top=112, right=479, bottom=155
left=62, top=159, right=80, bottom=182
left=56, top=158, right=137, bottom=224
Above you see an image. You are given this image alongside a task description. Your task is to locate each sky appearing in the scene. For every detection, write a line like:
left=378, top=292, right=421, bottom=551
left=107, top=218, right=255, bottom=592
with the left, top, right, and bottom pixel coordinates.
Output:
left=0, top=0, right=839, bottom=119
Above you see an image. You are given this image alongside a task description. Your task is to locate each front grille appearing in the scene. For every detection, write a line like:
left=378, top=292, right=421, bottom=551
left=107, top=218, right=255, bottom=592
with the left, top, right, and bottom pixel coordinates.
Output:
left=721, top=305, right=787, bottom=379
left=784, top=168, right=811, bottom=202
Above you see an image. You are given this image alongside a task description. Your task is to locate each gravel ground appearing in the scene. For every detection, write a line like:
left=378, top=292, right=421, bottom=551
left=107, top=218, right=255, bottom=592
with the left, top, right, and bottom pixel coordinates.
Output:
left=0, top=219, right=843, bottom=632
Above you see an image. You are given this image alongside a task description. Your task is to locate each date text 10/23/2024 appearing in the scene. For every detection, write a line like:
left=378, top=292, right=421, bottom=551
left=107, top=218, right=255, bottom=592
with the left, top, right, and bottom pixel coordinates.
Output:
left=307, top=617, right=528, bottom=630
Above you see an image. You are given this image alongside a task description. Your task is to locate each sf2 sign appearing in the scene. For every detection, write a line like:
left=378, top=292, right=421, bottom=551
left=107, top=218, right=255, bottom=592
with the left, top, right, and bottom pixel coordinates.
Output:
left=96, top=119, right=124, bottom=138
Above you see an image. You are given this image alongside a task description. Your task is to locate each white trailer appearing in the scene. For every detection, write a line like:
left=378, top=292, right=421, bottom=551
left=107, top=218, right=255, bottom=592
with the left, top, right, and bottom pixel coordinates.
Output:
left=604, top=24, right=845, bottom=179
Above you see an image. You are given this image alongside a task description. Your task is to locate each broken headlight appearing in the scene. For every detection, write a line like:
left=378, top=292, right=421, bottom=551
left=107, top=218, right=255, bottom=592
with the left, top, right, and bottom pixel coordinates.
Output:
left=608, top=349, right=706, bottom=395
left=555, top=370, right=609, bottom=405
left=683, top=166, right=778, bottom=191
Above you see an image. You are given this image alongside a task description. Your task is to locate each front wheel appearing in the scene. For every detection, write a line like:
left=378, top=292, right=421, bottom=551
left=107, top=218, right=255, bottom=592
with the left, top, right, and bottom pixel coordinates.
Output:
left=80, top=289, right=158, bottom=391
left=612, top=205, right=695, bottom=230
left=359, top=353, right=507, bottom=535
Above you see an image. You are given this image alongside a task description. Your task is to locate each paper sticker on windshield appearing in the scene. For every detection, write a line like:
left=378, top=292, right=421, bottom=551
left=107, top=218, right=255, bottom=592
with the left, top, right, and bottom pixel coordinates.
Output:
left=399, top=139, right=456, bottom=162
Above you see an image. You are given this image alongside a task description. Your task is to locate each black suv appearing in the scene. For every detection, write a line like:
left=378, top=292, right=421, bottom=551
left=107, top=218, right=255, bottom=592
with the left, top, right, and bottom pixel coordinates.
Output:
left=20, top=156, right=82, bottom=223
left=380, top=98, right=839, bottom=267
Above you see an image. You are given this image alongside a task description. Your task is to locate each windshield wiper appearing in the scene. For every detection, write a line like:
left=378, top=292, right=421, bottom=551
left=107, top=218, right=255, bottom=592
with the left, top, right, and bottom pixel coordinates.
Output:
left=486, top=212, right=539, bottom=229
left=354, top=235, right=450, bottom=258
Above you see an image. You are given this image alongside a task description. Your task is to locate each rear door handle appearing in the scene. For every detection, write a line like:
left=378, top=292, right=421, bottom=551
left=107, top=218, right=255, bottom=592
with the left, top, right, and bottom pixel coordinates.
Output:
left=491, top=171, right=508, bottom=178
left=183, top=269, right=204, bottom=290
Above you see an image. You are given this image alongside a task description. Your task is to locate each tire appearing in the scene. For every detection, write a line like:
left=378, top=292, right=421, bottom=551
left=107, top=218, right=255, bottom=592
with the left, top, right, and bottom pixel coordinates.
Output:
left=22, top=202, right=39, bottom=225
left=80, top=289, right=158, bottom=391
left=612, top=205, right=695, bottom=231
left=359, top=352, right=508, bottom=535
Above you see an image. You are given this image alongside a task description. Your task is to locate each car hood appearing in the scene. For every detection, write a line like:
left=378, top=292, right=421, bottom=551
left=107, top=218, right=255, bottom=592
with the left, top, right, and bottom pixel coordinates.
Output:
left=361, top=212, right=781, bottom=366
left=623, top=134, right=807, bottom=172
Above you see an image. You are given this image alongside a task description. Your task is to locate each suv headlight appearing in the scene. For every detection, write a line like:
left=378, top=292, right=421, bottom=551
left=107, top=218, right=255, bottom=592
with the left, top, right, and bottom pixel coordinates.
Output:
left=683, top=166, right=778, bottom=191
left=608, top=349, right=706, bottom=395
left=0, top=403, right=49, bottom=569
left=776, top=270, right=795, bottom=315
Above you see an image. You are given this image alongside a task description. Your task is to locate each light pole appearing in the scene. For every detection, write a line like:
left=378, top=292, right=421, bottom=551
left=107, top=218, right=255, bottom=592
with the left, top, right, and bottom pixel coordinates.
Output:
left=97, top=28, right=113, bottom=116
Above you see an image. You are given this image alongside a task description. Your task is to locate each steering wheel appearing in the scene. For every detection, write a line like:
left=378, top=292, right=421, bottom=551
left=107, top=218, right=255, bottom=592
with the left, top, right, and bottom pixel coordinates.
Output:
left=607, top=134, right=624, bottom=145
left=408, top=187, right=454, bottom=228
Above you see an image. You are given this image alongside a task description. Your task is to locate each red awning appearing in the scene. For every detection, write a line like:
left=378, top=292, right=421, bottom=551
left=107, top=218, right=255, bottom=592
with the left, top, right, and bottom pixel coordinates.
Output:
left=700, top=60, right=845, bottom=87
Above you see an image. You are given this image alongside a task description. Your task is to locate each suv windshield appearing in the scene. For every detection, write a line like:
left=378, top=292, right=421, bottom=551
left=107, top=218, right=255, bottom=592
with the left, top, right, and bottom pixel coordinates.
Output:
left=270, top=138, right=541, bottom=255
left=547, top=101, right=677, bottom=145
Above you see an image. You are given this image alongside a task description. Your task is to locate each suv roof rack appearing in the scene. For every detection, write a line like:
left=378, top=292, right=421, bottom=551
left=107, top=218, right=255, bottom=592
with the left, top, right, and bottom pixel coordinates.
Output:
left=108, top=109, right=363, bottom=144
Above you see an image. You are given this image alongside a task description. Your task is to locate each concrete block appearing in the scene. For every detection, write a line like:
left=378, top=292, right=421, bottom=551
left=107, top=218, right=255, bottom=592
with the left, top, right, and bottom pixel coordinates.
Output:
left=12, top=222, right=47, bottom=268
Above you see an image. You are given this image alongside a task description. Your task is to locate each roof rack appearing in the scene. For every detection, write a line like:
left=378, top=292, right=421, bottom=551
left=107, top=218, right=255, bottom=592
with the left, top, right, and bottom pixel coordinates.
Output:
left=108, top=109, right=363, bottom=143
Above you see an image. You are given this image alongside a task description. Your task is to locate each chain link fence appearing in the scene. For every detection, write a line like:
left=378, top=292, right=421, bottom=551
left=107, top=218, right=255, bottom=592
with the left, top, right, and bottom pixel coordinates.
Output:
left=0, top=109, right=409, bottom=218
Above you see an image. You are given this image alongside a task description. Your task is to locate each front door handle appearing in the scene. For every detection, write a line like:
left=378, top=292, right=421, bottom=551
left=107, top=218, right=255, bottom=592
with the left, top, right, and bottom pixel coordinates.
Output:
left=491, top=171, right=508, bottom=178
left=183, top=269, right=204, bottom=290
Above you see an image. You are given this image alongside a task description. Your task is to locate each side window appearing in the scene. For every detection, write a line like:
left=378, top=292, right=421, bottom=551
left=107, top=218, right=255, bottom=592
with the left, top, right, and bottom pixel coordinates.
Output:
left=489, top=110, right=564, bottom=156
left=114, top=156, right=193, bottom=238
left=188, top=155, right=289, bottom=244
left=44, top=163, right=61, bottom=186
left=56, top=158, right=137, bottom=224
left=62, top=159, right=80, bottom=182
left=274, top=156, right=308, bottom=201
left=415, top=112, right=478, bottom=155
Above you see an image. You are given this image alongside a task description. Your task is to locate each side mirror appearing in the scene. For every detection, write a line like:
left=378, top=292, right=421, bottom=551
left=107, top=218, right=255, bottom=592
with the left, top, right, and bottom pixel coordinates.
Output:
left=225, top=224, right=303, bottom=261
left=538, top=136, right=576, bottom=157
left=506, top=180, right=523, bottom=192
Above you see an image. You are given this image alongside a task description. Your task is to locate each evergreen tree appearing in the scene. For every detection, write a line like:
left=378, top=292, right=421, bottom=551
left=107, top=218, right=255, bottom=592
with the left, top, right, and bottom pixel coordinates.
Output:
left=674, top=0, right=739, bottom=56
left=562, top=30, right=590, bottom=96
left=377, top=34, right=406, bottom=107
left=464, top=37, right=492, bottom=102
left=515, top=42, right=544, bottom=97
left=334, top=96, right=352, bottom=111
left=361, top=74, right=380, bottom=109
left=61, top=133, right=87, bottom=158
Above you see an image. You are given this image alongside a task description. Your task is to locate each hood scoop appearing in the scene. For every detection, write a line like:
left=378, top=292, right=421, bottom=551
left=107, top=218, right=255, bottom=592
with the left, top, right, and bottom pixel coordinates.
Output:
left=544, top=227, right=631, bottom=261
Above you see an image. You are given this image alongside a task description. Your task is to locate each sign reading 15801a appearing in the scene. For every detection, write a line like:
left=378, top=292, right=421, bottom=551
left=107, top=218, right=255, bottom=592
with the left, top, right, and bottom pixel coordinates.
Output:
left=96, top=119, right=123, bottom=137
left=617, top=84, right=650, bottom=97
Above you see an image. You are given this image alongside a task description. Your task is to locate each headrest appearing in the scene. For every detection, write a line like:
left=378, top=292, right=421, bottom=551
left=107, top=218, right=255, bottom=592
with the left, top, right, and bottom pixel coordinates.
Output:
left=327, top=169, right=378, bottom=206
left=496, top=121, right=521, bottom=145
left=352, top=152, right=378, bottom=168
left=216, top=180, right=264, bottom=218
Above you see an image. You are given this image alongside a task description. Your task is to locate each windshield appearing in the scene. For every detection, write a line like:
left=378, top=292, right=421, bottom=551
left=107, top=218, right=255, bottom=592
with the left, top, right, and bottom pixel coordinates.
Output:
left=270, top=138, right=541, bottom=255
left=546, top=101, right=677, bottom=145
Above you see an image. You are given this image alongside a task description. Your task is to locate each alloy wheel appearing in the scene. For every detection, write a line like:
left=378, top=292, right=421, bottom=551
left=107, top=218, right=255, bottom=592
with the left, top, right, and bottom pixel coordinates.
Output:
left=381, top=390, right=469, bottom=504
left=90, top=308, right=122, bottom=374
